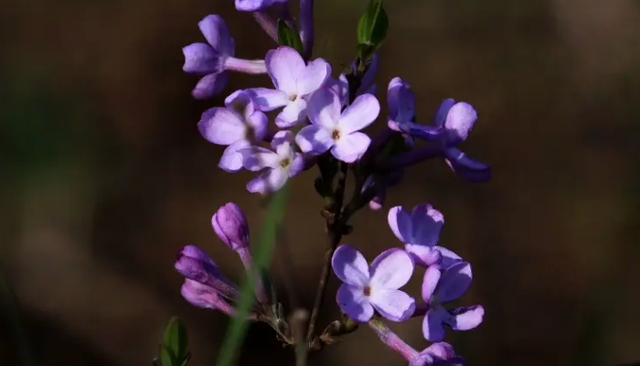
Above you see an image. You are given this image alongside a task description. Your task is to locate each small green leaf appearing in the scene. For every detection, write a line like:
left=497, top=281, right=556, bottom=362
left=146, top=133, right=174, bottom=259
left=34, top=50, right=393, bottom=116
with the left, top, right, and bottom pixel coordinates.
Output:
left=277, top=19, right=304, bottom=54
left=356, top=43, right=377, bottom=66
left=159, top=317, right=189, bottom=366
left=356, top=0, right=389, bottom=47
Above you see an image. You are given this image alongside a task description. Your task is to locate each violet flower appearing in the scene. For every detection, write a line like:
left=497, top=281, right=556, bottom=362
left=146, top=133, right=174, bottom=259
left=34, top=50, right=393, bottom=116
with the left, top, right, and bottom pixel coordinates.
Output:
left=212, top=202, right=249, bottom=251
left=248, top=46, right=331, bottom=127
left=239, top=130, right=304, bottom=194
left=182, top=15, right=267, bottom=99
left=331, top=244, right=416, bottom=322
left=295, top=88, right=380, bottom=163
left=235, top=0, right=290, bottom=12
left=328, top=54, right=379, bottom=108
left=421, top=261, right=484, bottom=342
left=408, top=342, right=463, bottom=366
left=388, top=204, right=464, bottom=267
left=180, top=279, right=235, bottom=315
left=362, top=170, right=404, bottom=211
left=198, top=90, right=267, bottom=172
left=175, top=245, right=238, bottom=300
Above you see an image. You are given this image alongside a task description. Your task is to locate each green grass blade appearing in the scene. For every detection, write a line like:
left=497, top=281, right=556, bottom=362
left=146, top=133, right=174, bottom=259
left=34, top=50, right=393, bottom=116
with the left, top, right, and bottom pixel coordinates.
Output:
left=214, top=183, right=291, bottom=366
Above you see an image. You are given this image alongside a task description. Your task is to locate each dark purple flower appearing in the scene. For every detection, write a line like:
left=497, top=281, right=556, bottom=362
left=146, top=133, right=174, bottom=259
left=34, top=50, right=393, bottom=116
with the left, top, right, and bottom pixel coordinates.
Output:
left=212, top=203, right=249, bottom=251
left=362, top=170, right=404, bottom=211
left=175, top=245, right=238, bottom=299
left=331, top=245, right=416, bottom=322
left=421, top=262, right=484, bottom=342
left=198, top=90, right=267, bottom=172
left=295, top=88, right=380, bottom=163
left=248, top=46, right=330, bottom=127
left=183, top=15, right=266, bottom=99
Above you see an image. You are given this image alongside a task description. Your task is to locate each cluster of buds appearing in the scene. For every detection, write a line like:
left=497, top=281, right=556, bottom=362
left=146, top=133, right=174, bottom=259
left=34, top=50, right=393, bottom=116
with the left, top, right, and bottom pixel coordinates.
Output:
left=176, top=0, right=490, bottom=365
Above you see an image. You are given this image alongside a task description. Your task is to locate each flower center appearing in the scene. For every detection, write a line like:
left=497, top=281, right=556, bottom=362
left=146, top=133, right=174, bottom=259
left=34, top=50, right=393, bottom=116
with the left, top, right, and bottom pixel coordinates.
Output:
left=331, top=128, right=341, bottom=140
left=279, top=157, right=291, bottom=168
left=363, top=286, right=372, bottom=297
left=289, top=94, right=298, bottom=102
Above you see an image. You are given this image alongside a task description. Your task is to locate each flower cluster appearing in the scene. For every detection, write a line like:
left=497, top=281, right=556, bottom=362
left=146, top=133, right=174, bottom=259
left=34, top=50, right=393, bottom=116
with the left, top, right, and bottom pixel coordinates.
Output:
left=332, top=203, right=484, bottom=365
left=176, top=0, right=490, bottom=365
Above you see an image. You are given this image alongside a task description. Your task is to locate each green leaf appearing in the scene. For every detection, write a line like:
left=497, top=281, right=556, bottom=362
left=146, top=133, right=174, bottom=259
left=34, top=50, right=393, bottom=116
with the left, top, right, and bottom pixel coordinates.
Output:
left=356, top=0, right=389, bottom=47
left=356, top=43, right=377, bottom=66
left=158, top=317, right=189, bottom=366
left=277, top=19, right=304, bottom=54
left=214, top=183, right=291, bottom=366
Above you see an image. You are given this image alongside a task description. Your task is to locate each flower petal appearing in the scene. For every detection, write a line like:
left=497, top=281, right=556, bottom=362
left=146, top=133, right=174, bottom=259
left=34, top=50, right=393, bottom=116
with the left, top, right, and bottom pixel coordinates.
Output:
left=411, top=203, right=444, bottom=247
left=423, top=342, right=456, bottom=360
left=307, top=87, right=341, bottom=129
left=369, top=248, right=414, bottom=290
left=296, top=57, right=331, bottom=96
left=435, top=261, right=472, bottom=303
left=406, top=244, right=442, bottom=267
left=198, top=15, right=234, bottom=56
left=387, top=206, right=412, bottom=244
left=235, top=0, right=271, bottom=12
left=239, top=146, right=278, bottom=171
left=421, top=264, right=442, bottom=301
left=331, top=244, right=370, bottom=287
left=402, top=122, right=444, bottom=141
left=265, top=46, right=305, bottom=94
left=288, top=153, right=305, bottom=177
left=422, top=308, right=448, bottom=342
left=295, top=125, right=334, bottom=155
left=331, top=132, right=370, bottom=163
left=246, top=168, right=288, bottom=194
left=444, top=102, right=477, bottom=142
left=446, top=305, right=484, bottom=331
left=339, top=93, right=380, bottom=134
left=434, top=246, right=463, bottom=269
left=192, top=71, right=228, bottom=99
left=270, top=130, right=294, bottom=150
left=358, top=53, right=379, bottom=95
left=247, top=111, right=268, bottom=141
left=276, top=98, right=307, bottom=128
left=327, top=74, right=349, bottom=107
left=181, top=279, right=220, bottom=309
left=370, top=289, right=416, bottom=322
left=433, top=98, right=456, bottom=127
left=246, top=87, right=289, bottom=112
left=219, top=139, right=250, bottom=172
left=336, top=284, right=375, bottom=322
left=387, top=77, right=415, bottom=123
left=183, top=43, right=221, bottom=74
left=444, top=148, right=491, bottom=183
left=198, top=107, right=245, bottom=145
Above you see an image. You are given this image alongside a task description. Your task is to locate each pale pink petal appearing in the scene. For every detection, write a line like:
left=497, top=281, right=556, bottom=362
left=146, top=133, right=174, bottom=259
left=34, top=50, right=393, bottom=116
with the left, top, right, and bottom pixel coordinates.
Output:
left=247, top=88, right=289, bottom=112
left=238, top=147, right=279, bottom=171
left=295, top=125, right=334, bottom=155
left=339, top=93, right=380, bottom=134
left=296, top=57, right=331, bottom=96
left=331, top=132, right=370, bottom=163
left=198, top=107, right=245, bottom=145
left=370, top=289, right=416, bottom=322
left=219, top=139, right=250, bottom=172
left=306, top=87, right=341, bottom=129
left=265, top=46, right=305, bottom=94
left=275, top=98, right=307, bottom=128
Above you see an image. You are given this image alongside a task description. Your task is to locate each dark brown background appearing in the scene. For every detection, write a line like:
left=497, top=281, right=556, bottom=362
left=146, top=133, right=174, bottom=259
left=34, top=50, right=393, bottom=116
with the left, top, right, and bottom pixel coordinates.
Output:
left=1, top=0, right=640, bottom=365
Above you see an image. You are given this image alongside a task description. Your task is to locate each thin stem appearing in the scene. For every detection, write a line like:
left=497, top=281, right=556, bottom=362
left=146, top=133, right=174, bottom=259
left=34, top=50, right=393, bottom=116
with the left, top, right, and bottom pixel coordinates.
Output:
left=375, top=145, right=444, bottom=172
left=252, top=11, right=278, bottom=42
left=299, top=0, right=315, bottom=59
left=306, top=162, right=349, bottom=347
left=368, top=319, right=419, bottom=361
left=224, top=57, right=267, bottom=74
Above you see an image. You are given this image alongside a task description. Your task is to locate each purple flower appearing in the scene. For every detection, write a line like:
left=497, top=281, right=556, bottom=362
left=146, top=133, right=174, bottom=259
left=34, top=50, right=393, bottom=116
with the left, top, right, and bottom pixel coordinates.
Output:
left=329, top=54, right=379, bottom=107
left=388, top=204, right=458, bottom=267
left=408, top=342, right=462, bottom=366
left=295, top=88, right=380, bottom=163
left=239, top=131, right=304, bottom=194
left=175, top=245, right=238, bottom=299
left=198, top=90, right=268, bottom=172
left=180, top=279, right=235, bottom=315
left=235, top=0, right=290, bottom=11
left=362, top=170, right=404, bottom=211
left=212, top=203, right=249, bottom=251
left=331, top=245, right=416, bottom=322
left=421, top=262, right=484, bottom=342
left=248, top=46, right=331, bottom=127
left=183, top=15, right=267, bottom=99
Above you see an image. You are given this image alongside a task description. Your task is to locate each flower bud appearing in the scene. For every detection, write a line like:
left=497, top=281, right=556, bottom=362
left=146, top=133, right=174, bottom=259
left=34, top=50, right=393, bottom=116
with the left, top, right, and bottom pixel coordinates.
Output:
left=180, top=279, right=235, bottom=315
left=175, top=245, right=238, bottom=299
left=212, top=202, right=249, bottom=251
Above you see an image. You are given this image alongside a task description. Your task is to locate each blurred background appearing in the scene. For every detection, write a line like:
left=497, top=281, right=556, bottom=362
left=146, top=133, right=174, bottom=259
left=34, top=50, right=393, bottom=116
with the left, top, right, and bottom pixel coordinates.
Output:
left=2, top=0, right=640, bottom=365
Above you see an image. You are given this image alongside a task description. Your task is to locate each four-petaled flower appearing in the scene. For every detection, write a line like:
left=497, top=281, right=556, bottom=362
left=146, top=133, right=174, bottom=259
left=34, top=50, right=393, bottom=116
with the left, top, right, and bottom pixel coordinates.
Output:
left=249, top=46, right=331, bottom=127
left=239, top=131, right=304, bottom=194
left=421, top=261, right=485, bottom=342
left=296, top=88, right=380, bottom=163
left=182, top=15, right=235, bottom=99
left=331, top=244, right=416, bottom=323
left=198, top=90, right=267, bottom=172
left=388, top=203, right=463, bottom=267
